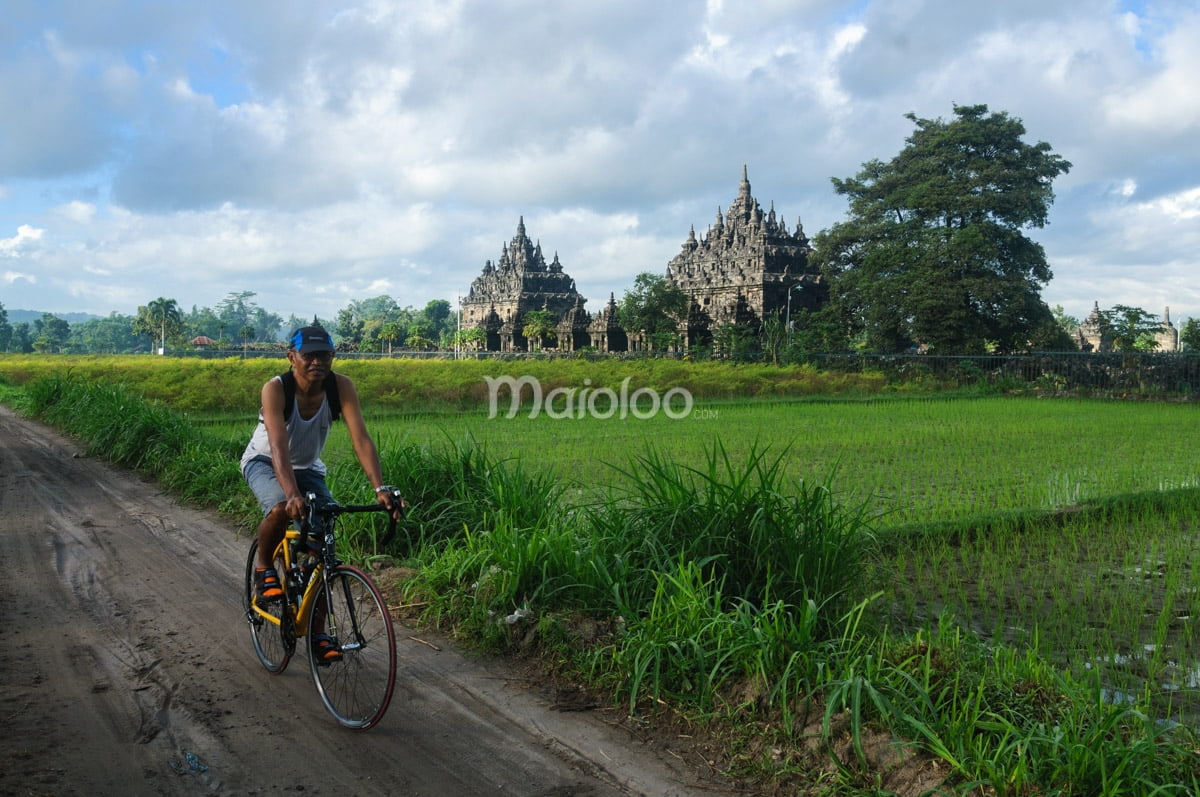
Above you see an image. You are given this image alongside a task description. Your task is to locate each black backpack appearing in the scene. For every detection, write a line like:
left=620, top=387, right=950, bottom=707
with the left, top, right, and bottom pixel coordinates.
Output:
left=278, top=370, right=342, bottom=422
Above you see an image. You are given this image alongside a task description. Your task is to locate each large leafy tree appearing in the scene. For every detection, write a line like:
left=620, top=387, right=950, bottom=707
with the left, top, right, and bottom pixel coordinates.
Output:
left=423, top=299, right=452, bottom=341
left=811, top=104, right=1072, bottom=354
left=1180, top=318, right=1200, bottom=352
left=32, top=313, right=70, bottom=353
left=214, top=292, right=281, bottom=343
left=1097, top=304, right=1163, bottom=352
left=618, top=272, right=689, bottom=350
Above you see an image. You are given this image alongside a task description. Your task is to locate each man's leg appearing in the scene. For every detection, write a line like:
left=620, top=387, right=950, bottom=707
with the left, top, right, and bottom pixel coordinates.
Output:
left=256, top=503, right=289, bottom=568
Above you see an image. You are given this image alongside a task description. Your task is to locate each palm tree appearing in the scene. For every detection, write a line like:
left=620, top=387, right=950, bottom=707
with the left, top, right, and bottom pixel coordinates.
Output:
left=380, top=321, right=402, bottom=355
left=240, top=324, right=256, bottom=356
left=132, top=297, right=182, bottom=354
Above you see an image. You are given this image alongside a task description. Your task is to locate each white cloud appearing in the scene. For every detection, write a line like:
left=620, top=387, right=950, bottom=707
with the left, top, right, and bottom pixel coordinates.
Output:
left=0, top=0, right=1197, bottom=326
left=1147, top=185, right=1200, bottom=220
left=0, top=225, right=44, bottom=255
left=4, top=270, right=37, bottom=285
left=54, top=201, right=97, bottom=225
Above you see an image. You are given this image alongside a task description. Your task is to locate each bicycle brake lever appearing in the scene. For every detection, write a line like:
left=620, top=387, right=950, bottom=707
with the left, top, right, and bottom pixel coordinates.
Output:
left=380, top=489, right=405, bottom=546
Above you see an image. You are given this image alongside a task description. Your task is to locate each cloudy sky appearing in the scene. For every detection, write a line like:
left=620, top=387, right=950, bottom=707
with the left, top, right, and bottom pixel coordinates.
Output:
left=2, top=0, right=1197, bottom=332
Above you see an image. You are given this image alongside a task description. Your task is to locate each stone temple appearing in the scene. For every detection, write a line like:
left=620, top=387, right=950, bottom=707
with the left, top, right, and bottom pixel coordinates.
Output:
left=459, top=168, right=822, bottom=353
left=459, top=217, right=590, bottom=352
left=664, top=166, right=819, bottom=350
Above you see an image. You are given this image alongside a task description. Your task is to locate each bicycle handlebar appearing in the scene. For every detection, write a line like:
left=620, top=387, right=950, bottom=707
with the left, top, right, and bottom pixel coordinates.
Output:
left=301, top=489, right=405, bottom=548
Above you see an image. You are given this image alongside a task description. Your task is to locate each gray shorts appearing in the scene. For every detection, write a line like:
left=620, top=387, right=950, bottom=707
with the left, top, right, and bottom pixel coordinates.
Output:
left=242, top=456, right=334, bottom=515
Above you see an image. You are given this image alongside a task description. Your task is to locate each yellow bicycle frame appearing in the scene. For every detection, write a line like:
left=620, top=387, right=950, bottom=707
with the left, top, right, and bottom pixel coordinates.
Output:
left=249, top=528, right=326, bottom=634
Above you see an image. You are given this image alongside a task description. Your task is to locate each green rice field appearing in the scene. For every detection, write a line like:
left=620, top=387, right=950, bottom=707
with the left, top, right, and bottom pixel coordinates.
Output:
left=210, top=395, right=1200, bottom=715
left=267, top=396, right=1197, bottom=527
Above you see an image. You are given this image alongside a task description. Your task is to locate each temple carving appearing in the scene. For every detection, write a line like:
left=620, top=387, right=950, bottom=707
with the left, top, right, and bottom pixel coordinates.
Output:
left=459, top=168, right=823, bottom=353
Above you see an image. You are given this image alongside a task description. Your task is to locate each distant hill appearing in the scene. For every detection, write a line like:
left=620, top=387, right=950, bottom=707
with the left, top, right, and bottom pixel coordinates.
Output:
left=5, top=309, right=101, bottom=325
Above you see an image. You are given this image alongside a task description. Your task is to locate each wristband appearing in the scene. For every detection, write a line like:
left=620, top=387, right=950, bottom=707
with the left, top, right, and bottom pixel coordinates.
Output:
left=374, top=485, right=391, bottom=494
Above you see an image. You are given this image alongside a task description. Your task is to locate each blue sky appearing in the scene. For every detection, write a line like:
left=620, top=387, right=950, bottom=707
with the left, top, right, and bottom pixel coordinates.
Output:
left=2, top=0, right=1198, bottom=330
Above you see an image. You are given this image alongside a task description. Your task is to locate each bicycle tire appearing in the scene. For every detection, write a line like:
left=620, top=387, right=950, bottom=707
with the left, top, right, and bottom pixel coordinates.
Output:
left=243, top=539, right=294, bottom=673
left=307, top=565, right=397, bottom=730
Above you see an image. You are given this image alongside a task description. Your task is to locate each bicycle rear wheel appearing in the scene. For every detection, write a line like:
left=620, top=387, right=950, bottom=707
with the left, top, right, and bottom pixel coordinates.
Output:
left=307, top=565, right=397, bottom=730
left=243, top=539, right=294, bottom=673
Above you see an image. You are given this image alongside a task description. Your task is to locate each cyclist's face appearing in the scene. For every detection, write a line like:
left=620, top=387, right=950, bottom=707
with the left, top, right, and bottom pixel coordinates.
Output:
left=292, top=349, right=333, bottom=375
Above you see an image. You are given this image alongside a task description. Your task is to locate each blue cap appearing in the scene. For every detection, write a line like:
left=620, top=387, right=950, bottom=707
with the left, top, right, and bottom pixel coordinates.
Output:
left=291, top=325, right=334, bottom=354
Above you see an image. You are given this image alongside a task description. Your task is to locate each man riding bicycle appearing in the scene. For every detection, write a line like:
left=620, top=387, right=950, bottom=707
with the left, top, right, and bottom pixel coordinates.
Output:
left=240, top=323, right=400, bottom=663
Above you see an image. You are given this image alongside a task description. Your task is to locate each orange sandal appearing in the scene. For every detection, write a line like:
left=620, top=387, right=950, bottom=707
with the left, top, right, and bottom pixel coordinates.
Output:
left=312, top=633, right=343, bottom=665
left=255, top=568, right=284, bottom=603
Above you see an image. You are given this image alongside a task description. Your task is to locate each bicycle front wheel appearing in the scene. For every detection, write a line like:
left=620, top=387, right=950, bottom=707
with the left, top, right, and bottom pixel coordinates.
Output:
left=243, top=539, right=294, bottom=674
left=307, top=565, right=397, bottom=730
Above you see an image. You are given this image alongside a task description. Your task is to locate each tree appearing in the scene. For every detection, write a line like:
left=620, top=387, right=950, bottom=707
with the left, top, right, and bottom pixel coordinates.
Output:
left=423, top=299, right=452, bottom=342
left=9, top=322, right=32, bottom=353
left=1180, top=317, right=1200, bottom=352
left=811, top=104, right=1072, bottom=354
left=216, top=292, right=282, bottom=343
left=184, top=305, right=222, bottom=345
left=1097, top=305, right=1162, bottom=352
left=132, top=298, right=182, bottom=353
left=618, top=272, right=689, bottom=351
left=759, top=310, right=788, bottom=365
left=335, top=307, right=365, bottom=347
left=1051, top=305, right=1080, bottom=338
left=32, top=314, right=70, bottom=353
left=0, top=302, right=11, bottom=352
left=450, top=327, right=486, bottom=352
left=404, top=319, right=434, bottom=350
left=69, top=313, right=137, bottom=353
left=712, top=322, right=755, bottom=361
left=521, top=310, right=558, bottom=351
left=379, top=321, right=403, bottom=354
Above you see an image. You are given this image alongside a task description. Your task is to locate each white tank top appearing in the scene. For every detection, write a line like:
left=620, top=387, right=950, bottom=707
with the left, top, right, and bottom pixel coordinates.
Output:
left=240, top=376, right=332, bottom=474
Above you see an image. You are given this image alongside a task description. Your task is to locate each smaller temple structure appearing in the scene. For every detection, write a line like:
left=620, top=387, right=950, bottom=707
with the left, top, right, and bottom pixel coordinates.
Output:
left=459, top=218, right=589, bottom=352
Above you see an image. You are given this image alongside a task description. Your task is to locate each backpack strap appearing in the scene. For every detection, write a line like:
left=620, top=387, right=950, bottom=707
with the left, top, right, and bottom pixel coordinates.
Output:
left=279, top=371, right=296, bottom=421
left=278, top=370, right=341, bottom=422
left=324, top=372, right=342, bottom=422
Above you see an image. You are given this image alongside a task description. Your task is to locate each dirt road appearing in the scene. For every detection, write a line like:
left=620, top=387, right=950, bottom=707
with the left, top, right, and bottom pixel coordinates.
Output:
left=0, top=406, right=727, bottom=797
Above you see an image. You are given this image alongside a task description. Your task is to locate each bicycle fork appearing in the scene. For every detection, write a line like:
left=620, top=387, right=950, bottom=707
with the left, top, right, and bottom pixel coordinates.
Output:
left=324, top=571, right=369, bottom=653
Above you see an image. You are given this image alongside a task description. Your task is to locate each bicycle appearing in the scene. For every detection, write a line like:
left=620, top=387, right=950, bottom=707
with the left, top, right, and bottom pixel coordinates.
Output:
left=242, top=489, right=403, bottom=730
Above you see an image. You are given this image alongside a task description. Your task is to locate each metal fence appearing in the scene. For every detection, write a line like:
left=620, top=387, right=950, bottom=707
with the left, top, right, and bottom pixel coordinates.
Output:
left=811, top=352, right=1200, bottom=397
